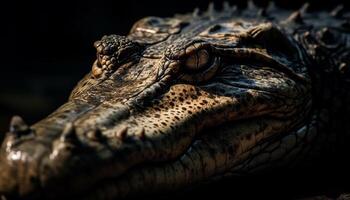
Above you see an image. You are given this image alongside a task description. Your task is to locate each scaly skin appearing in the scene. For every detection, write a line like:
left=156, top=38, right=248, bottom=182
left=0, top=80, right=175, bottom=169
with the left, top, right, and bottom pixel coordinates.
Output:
left=0, top=2, right=349, bottom=199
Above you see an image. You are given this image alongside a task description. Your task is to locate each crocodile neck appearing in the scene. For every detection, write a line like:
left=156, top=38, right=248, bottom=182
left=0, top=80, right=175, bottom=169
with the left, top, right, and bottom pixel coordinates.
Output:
left=299, top=25, right=350, bottom=161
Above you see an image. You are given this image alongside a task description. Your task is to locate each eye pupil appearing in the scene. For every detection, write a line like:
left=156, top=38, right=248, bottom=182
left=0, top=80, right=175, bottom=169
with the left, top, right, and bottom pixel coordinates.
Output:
left=197, top=49, right=209, bottom=68
left=185, top=54, right=198, bottom=70
left=185, top=49, right=210, bottom=71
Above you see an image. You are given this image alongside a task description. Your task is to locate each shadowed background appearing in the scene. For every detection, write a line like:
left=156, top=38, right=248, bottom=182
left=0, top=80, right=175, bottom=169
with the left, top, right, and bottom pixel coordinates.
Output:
left=1, top=0, right=349, bottom=199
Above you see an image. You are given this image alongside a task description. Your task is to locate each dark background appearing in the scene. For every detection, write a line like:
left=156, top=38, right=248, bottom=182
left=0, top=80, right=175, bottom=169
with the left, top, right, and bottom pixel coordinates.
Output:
left=1, top=1, right=349, bottom=199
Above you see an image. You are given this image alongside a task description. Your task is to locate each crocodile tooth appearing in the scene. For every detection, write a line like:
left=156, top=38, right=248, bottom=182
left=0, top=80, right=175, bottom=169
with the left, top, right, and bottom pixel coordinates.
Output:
left=286, top=11, right=304, bottom=24
left=299, top=2, right=310, bottom=14
left=222, top=1, right=230, bottom=12
left=136, top=127, right=146, bottom=140
left=258, top=8, right=267, bottom=17
left=192, top=7, right=200, bottom=17
left=9, top=115, right=29, bottom=134
left=60, top=123, right=78, bottom=144
left=207, top=2, right=215, bottom=16
left=247, top=0, right=257, bottom=10
left=116, top=126, right=128, bottom=141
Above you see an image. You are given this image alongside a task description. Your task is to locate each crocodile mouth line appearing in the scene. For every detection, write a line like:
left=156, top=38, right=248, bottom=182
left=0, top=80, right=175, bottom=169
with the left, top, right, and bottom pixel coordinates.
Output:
left=64, top=114, right=301, bottom=199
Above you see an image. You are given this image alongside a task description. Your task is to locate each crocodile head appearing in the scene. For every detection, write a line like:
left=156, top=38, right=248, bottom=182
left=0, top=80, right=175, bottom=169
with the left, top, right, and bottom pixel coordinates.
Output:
left=0, top=5, right=313, bottom=199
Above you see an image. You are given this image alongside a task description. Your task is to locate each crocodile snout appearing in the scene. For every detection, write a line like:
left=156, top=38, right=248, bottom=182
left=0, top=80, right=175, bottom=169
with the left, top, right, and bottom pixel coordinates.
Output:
left=0, top=117, right=48, bottom=198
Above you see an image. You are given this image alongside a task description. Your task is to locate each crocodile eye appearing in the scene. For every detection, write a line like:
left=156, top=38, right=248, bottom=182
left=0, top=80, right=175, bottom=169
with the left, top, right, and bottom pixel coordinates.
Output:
left=185, top=49, right=210, bottom=71
left=181, top=48, right=220, bottom=83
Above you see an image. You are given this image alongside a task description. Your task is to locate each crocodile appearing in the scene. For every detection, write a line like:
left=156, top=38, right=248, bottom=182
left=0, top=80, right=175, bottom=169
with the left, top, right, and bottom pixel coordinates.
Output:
left=1, top=2, right=350, bottom=199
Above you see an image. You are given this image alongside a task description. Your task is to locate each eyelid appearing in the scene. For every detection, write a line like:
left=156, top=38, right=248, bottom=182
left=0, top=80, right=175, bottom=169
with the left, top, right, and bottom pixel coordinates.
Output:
left=92, top=60, right=103, bottom=78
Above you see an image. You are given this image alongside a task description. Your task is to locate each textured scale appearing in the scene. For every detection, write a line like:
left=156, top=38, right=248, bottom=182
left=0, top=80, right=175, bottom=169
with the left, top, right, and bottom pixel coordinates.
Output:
left=0, top=2, right=349, bottom=200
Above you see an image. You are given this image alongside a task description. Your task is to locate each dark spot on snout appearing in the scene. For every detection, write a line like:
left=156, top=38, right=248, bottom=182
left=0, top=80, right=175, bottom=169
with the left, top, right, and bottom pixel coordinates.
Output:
left=208, top=24, right=223, bottom=33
